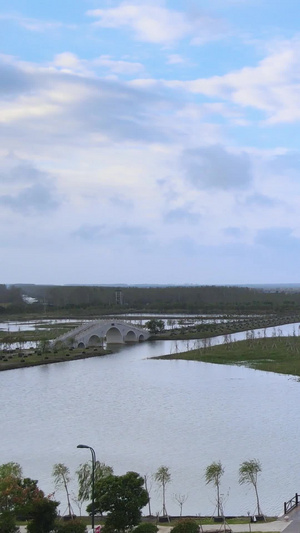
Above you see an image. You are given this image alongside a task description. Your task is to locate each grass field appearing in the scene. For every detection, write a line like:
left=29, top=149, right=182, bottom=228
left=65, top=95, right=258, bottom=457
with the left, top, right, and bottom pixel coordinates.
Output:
left=156, top=336, right=300, bottom=377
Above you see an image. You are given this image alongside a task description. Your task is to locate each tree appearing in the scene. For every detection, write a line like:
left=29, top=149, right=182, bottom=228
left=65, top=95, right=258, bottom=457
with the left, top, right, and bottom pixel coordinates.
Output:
left=173, top=493, right=188, bottom=517
left=239, top=459, right=263, bottom=516
left=205, top=461, right=224, bottom=517
left=0, top=463, right=44, bottom=519
left=52, top=463, right=73, bottom=517
left=144, top=474, right=152, bottom=516
left=71, top=493, right=84, bottom=517
left=145, top=319, right=165, bottom=334
left=0, top=463, right=22, bottom=480
left=0, top=463, right=58, bottom=533
left=0, top=510, right=19, bottom=533
left=15, top=478, right=45, bottom=520
left=27, top=497, right=59, bottom=533
left=76, top=461, right=113, bottom=507
left=0, top=475, right=21, bottom=514
left=90, top=471, right=148, bottom=532
left=38, top=339, right=51, bottom=354
left=154, top=466, right=171, bottom=517
left=167, top=319, right=176, bottom=330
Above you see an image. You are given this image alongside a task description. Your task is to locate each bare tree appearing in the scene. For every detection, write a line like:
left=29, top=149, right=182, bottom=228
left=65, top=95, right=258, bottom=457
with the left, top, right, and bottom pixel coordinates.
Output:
left=71, top=492, right=84, bottom=517
left=173, top=493, right=188, bottom=516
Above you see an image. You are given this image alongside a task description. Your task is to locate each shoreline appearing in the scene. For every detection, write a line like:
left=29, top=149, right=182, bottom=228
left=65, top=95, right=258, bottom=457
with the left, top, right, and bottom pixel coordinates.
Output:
left=0, top=348, right=112, bottom=372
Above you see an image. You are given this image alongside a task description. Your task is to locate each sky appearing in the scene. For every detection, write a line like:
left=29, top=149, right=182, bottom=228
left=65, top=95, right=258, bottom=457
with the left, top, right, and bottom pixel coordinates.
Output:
left=1, top=0, right=300, bottom=285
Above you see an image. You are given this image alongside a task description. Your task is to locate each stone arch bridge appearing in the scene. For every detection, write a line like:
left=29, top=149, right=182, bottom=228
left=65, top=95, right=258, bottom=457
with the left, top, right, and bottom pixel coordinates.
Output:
left=53, top=320, right=150, bottom=348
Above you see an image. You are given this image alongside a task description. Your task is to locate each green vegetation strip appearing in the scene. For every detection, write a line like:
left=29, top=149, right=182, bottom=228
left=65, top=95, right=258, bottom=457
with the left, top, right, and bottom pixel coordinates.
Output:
left=157, top=316, right=300, bottom=341
left=157, top=336, right=300, bottom=377
left=0, top=346, right=111, bottom=371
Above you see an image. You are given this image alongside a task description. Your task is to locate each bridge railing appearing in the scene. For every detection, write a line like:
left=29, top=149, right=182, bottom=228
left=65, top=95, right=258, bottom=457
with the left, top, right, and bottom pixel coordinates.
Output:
left=72, top=320, right=107, bottom=339
left=52, top=320, right=98, bottom=344
left=284, top=493, right=299, bottom=514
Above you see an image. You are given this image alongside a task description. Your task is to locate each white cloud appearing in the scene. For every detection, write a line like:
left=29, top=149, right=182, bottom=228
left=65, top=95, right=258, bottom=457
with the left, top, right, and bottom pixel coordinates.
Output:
left=165, top=38, right=300, bottom=124
left=53, top=52, right=80, bottom=69
left=87, top=3, right=226, bottom=46
left=0, top=12, right=76, bottom=32
left=1, top=49, right=300, bottom=282
left=52, top=52, right=144, bottom=77
left=87, top=4, right=189, bottom=44
left=166, top=54, right=185, bottom=65
left=94, top=55, right=144, bottom=75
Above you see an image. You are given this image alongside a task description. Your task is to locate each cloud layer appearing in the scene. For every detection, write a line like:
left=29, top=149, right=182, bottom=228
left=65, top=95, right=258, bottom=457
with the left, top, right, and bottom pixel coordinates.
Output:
left=1, top=0, right=300, bottom=283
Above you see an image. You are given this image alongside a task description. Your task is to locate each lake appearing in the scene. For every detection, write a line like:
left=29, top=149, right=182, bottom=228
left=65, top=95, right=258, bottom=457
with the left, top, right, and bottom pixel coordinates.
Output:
left=0, top=321, right=299, bottom=518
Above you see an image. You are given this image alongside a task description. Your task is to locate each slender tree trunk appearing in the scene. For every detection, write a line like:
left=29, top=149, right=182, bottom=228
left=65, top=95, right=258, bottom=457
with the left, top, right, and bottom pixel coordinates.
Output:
left=217, top=483, right=221, bottom=517
left=63, top=476, right=72, bottom=517
left=254, top=483, right=261, bottom=516
left=162, top=481, right=167, bottom=516
left=144, top=476, right=152, bottom=516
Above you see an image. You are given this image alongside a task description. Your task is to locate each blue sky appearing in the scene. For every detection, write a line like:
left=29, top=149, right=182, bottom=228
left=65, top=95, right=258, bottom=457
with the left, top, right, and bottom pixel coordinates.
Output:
left=1, top=0, right=300, bottom=285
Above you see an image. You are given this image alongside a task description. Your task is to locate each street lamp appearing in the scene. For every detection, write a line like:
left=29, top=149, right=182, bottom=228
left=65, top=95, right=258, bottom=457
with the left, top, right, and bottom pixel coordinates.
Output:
left=77, top=444, right=96, bottom=532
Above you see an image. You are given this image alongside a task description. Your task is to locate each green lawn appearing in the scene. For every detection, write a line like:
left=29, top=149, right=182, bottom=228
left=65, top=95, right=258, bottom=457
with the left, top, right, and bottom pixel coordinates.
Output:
left=157, top=336, right=300, bottom=377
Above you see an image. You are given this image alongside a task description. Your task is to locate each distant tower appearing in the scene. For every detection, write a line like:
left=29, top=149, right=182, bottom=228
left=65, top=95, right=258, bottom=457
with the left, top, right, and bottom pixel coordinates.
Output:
left=115, top=289, right=123, bottom=305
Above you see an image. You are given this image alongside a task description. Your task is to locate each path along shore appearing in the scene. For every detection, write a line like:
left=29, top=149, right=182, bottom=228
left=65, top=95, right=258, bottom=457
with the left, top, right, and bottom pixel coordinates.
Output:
left=17, top=516, right=293, bottom=533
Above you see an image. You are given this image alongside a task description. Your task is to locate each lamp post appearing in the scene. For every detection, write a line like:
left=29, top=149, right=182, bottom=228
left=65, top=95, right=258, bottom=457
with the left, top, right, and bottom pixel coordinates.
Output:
left=77, top=444, right=96, bottom=532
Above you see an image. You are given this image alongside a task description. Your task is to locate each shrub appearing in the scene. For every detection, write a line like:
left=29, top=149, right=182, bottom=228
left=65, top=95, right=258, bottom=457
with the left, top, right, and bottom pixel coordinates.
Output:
left=0, top=510, right=19, bottom=533
left=134, top=523, right=158, bottom=533
left=170, top=519, right=199, bottom=533
left=54, top=518, right=86, bottom=533
left=27, top=497, right=59, bottom=533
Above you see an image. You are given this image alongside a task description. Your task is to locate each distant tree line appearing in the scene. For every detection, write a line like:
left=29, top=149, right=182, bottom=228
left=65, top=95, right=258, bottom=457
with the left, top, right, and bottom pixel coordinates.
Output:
left=0, top=285, right=23, bottom=305
left=4, top=283, right=300, bottom=315
left=0, top=285, right=24, bottom=314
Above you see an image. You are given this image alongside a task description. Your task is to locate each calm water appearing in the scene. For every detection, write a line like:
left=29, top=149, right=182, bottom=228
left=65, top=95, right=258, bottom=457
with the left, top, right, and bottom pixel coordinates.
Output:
left=0, top=324, right=299, bottom=517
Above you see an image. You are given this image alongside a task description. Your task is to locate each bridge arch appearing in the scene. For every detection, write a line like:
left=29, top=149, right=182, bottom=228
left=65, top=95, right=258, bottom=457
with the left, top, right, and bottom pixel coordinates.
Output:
left=53, top=319, right=150, bottom=347
left=88, top=334, right=102, bottom=346
left=124, top=330, right=137, bottom=343
left=106, top=327, right=123, bottom=344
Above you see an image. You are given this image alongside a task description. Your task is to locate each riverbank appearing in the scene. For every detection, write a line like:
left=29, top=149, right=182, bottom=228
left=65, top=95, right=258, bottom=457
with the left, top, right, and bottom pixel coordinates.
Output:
left=2, top=314, right=300, bottom=375
left=156, top=335, right=300, bottom=378
left=0, top=346, right=111, bottom=372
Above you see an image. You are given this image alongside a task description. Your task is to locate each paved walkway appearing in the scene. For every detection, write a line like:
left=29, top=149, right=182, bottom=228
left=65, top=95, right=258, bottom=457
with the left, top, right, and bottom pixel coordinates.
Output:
left=157, top=519, right=290, bottom=533
left=17, top=518, right=292, bottom=533
left=277, top=507, right=300, bottom=533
